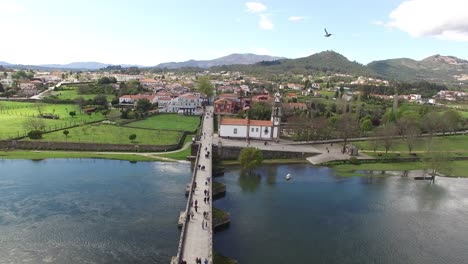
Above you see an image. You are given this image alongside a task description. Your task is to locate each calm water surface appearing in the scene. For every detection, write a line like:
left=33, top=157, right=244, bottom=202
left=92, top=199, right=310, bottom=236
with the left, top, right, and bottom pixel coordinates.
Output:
left=0, top=159, right=190, bottom=264
left=214, top=164, right=468, bottom=264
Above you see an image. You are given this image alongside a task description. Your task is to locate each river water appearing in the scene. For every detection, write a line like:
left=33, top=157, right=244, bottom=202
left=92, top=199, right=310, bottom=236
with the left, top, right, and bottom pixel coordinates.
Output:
left=0, top=159, right=190, bottom=264
left=1, top=160, right=467, bottom=264
left=214, top=164, right=468, bottom=264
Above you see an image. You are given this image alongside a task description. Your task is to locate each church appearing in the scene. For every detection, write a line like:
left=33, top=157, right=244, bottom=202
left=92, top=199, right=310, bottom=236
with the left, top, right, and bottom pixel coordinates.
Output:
left=218, top=92, right=281, bottom=141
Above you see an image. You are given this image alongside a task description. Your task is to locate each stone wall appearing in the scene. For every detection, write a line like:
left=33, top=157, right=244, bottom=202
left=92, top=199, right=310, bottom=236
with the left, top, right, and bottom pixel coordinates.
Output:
left=0, top=140, right=179, bottom=152
left=215, top=145, right=317, bottom=160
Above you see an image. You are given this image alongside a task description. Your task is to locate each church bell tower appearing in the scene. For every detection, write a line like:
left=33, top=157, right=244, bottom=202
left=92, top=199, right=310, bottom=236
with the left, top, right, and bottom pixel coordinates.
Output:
left=271, top=91, right=281, bottom=140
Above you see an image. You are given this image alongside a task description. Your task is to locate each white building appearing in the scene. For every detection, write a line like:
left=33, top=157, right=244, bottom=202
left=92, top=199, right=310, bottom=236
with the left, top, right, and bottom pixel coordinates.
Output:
left=166, top=93, right=203, bottom=115
left=119, top=94, right=157, bottom=105
left=219, top=118, right=274, bottom=140
left=219, top=91, right=281, bottom=140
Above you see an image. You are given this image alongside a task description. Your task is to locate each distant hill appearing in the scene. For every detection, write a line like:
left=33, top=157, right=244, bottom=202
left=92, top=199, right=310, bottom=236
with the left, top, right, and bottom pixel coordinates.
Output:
left=212, top=51, right=376, bottom=77
left=0, top=61, right=11, bottom=66
left=40, top=62, right=111, bottom=70
left=156, top=53, right=285, bottom=69
left=368, top=55, right=468, bottom=83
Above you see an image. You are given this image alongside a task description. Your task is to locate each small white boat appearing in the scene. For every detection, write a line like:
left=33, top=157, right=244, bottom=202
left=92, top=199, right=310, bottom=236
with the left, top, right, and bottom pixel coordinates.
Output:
left=286, top=173, right=292, bottom=181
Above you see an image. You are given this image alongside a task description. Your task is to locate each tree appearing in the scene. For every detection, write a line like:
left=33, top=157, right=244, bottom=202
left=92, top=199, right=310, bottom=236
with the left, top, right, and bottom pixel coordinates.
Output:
left=63, top=129, right=69, bottom=139
left=360, top=118, right=373, bottom=133
left=239, top=147, right=263, bottom=175
left=441, top=110, right=463, bottom=134
left=397, top=114, right=421, bottom=154
left=0, top=83, right=4, bottom=93
left=69, top=111, right=76, bottom=118
left=248, top=102, right=272, bottom=120
left=23, top=117, right=46, bottom=131
left=196, top=76, right=214, bottom=97
left=129, top=134, right=137, bottom=142
left=422, top=111, right=441, bottom=137
left=136, top=98, right=152, bottom=113
left=28, top=130, right=43, bottom=139
left=375, top=123, right=398, bottom=155
left=334, top=113, right=359, bottom=153
left=93, top=94, right=108, bottom=108
left=423, top=143, right=452, bottom=183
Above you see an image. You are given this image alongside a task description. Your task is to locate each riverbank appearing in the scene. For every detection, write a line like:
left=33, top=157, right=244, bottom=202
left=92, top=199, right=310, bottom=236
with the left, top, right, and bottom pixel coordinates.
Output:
left=331, top=160, right=468, bottom=177
left=222, top=159, right=309, bottom=166
left=0, top=150, right=166, bottom=162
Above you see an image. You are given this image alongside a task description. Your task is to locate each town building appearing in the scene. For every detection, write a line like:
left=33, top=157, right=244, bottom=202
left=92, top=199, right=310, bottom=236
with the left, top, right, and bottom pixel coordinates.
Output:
left=218, top=92, right=281, bottom=140
left=214, top=98, right=236, bottom=114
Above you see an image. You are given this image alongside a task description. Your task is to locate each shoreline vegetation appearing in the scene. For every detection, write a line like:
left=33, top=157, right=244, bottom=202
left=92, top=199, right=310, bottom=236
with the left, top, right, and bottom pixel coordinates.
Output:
left=1, top=151, right=467, bottom=177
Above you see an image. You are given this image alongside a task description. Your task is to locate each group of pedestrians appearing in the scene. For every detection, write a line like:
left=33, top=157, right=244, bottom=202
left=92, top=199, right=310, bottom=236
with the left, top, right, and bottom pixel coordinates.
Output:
left=181, top=109, right=213, bottom=264
left=179, top=257, right=208, bottom=264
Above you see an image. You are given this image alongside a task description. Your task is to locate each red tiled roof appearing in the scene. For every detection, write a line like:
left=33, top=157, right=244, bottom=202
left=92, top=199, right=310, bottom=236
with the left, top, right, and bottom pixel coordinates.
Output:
left=141, top=78, right=158, bottom=83
left=120, top=94, right=156, bottom=101
left=221, top=118, right=248, bottom=125
left=220, top=118, right=272, bottom=127
left=219, top=93, right=238, bottom=99
left=249, top=120, right=273, bottom=126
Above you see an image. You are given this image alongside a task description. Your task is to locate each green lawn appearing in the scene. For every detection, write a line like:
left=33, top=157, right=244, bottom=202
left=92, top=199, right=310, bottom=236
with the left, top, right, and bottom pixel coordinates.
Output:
left=0, top=150, right=159, bottom=162
left=331, top=160, right=468, bottom=177
left=24, top=123, right=182, bottom=145
left=0, top=102, right=105, bottom=139
left=354, top=135, right=468, bottom=155
left=50, top=89, right=115, bottom=101
left=124, top=114, right=200, bottom=131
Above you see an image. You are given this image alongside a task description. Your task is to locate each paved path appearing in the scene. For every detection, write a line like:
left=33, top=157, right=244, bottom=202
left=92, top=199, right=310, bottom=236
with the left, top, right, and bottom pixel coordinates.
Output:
left=215, top=136, right=374, bottom=165
left=178, top=106, right=214, bottom=264
left=214, top=134, right=321, bottom=154
left=306, top=143, right=373, bottom=164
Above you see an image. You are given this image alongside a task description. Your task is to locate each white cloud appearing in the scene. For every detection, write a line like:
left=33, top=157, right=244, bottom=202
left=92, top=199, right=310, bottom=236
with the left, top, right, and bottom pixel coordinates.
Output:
left=0, top=0, right=23, bottom=14
left=387, top=0, right=468, bottom=41
left=259, top=14, right=274, bottom=30
left=246, top=2, right=267, bottom=13
left=288, top=16, right=305, bottom=22
left=372, top=20, right=384, bottom=26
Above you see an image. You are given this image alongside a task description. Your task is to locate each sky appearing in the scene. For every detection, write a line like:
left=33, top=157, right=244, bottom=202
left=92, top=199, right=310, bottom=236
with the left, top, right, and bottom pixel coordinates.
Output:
left=0, top=0, right=467, bottom=66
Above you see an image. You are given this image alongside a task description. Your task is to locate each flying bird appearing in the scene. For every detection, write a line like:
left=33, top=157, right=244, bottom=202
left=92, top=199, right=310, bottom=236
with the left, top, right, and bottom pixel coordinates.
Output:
left=324, top=28, right=333, bottom=37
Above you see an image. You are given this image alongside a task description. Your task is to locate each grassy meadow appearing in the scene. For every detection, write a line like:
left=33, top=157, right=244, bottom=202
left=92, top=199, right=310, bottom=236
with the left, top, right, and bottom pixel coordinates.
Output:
left=24, top=123, right=183, bottom=145
left=50, top=88, right=115, bottom=101
left=0, top=101, right=105, bottom=139
left=353, top=135, right=468, bottom=157
left=124, top=114, right=200, bottom=131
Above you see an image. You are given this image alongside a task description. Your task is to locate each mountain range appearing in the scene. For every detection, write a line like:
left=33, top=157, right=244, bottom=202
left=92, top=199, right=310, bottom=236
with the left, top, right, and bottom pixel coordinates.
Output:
left=155, top=53, right=284, bottom=69
left=1, top=52, right=467, bottom=85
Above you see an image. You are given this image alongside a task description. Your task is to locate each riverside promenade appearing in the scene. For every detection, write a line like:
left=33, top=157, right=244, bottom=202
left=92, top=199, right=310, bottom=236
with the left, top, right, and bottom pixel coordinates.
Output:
left=173, top=106, right=214, bottom=264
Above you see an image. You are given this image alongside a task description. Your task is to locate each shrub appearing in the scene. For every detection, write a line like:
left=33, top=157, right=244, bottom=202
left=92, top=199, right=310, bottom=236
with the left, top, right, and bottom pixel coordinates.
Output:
left=28, top=130, right=43, bottom=139
left=349, top=157, right=360, bottom=165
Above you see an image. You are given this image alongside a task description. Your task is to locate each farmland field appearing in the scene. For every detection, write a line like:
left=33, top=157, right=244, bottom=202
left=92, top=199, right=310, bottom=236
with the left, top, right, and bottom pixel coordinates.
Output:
left=25, top=123, right=182, bottom=145
left=0, top=101, right=105, bottom=139
left=50, top=88, right=115, bottom=101
left=124, top=114, right=200, bottom=131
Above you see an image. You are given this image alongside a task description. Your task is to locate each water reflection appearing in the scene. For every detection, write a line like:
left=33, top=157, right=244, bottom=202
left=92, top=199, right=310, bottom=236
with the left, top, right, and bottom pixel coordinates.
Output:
left=238, top=170, right=261, bottom=192
left=0, top=159, right=190, bottom=264
left=215, top=164, right=468, bottom=264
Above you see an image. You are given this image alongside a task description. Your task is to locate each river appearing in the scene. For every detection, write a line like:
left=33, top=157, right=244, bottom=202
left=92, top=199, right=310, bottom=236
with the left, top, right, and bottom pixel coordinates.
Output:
left=0, top=159, right=190, bottom=264
left=214, top=164, right=468, bottom=264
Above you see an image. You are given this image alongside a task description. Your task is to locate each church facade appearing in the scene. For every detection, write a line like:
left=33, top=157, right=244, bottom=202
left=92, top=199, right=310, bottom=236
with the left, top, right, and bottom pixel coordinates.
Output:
left=218, top=92, right=281, bottom=141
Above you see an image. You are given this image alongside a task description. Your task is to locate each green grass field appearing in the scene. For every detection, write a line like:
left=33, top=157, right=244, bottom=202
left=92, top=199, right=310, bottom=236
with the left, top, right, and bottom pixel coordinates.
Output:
left=331, top=160, right=468, bottom=177
left=25, top=123, right=182, bottom=145
left=354, top=135, right=468, bottom=156
left=124, top=114, right=200, bottom=131
left=0, top=150, right=160, bottom=162
left=0, top=101, right=105, bottom=139
left=50, top=89, right=115, bottom=101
